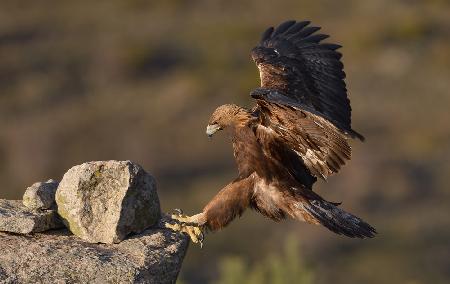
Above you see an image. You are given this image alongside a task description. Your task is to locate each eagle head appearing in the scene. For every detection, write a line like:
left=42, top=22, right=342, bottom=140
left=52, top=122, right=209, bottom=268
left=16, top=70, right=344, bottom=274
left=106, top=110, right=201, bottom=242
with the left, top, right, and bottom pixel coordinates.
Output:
left=206, top=104, right=249, bottom=137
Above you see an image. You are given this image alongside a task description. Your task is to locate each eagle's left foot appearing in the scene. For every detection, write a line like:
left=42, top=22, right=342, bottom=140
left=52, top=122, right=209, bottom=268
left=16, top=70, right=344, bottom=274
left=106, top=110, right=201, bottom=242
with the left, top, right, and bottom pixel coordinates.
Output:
left=165, top=210, right=205, bottom=248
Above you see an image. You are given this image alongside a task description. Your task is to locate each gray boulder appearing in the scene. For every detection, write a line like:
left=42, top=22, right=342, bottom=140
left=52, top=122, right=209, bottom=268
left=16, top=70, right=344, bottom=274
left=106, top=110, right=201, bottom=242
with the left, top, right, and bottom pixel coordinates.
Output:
left=0, top=199, right=64, bottom=234
left=0, top=219, right=189, bottom=284
left=56, top=160, right=161, bottom=244
left=23, top=179, right=59, bottom=210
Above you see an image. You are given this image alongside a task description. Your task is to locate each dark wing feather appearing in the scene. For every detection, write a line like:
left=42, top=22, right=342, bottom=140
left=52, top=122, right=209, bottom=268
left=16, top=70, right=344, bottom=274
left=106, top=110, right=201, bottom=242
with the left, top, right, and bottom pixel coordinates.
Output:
left=253, top=93, right=351, bottom=179
left=251, top=20, right=363, bottom=140
left=248, top=20, right=364, bottom=179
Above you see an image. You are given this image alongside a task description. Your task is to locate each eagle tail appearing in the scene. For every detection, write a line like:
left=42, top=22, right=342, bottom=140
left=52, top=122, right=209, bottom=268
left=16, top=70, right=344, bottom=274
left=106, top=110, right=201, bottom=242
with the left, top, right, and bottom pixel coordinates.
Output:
left=302, top=199, right=376, bottom=238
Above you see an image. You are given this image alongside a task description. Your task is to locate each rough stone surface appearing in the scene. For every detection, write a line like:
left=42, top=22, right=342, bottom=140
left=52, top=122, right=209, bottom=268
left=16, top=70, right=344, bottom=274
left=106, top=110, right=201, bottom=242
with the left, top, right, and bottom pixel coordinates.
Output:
left=0, top=200, right=64, bottom=234
left=56, top=160, right=161, bottom=244
left=0, top=220, right=189, bottom=284
left=23, top=179, right=59, bottom=210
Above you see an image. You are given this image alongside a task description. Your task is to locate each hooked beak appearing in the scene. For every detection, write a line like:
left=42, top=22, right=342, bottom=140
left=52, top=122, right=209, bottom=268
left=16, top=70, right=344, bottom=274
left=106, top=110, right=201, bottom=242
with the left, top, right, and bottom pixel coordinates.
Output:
left=206, top=124, right=222, bottom=138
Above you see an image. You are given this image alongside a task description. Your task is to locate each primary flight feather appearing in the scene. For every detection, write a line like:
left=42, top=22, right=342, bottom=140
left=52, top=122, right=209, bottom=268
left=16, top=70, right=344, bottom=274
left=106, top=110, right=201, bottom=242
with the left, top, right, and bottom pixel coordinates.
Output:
left=166, top=20, right=376, bottom=245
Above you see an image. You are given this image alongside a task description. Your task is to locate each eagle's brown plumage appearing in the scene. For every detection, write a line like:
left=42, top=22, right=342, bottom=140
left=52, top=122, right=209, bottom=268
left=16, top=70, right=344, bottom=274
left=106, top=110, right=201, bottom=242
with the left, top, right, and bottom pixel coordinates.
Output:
left=171, top=20, right=376, bottom=241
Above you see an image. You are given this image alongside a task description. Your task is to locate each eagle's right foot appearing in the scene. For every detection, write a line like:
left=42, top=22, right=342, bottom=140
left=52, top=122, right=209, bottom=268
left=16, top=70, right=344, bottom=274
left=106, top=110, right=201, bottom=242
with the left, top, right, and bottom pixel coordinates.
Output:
left=165, top=210, right=205, bottom=247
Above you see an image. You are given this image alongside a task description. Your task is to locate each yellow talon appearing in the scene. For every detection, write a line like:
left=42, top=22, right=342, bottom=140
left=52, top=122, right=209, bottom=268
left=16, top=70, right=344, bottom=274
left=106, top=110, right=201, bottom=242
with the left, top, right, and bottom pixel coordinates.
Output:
left=165, top=210, right=205, bottom=248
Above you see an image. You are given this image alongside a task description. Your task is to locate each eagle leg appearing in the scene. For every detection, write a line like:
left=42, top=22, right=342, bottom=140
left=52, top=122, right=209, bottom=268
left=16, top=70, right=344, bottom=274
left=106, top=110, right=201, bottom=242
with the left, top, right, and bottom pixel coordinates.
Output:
left=165, top=211, right=206, bottom=248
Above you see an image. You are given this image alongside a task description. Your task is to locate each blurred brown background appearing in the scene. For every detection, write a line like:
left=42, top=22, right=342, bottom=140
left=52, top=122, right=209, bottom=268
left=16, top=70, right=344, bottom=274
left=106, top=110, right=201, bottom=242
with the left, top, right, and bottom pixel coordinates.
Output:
left=1, top=0, right=449, bottom=283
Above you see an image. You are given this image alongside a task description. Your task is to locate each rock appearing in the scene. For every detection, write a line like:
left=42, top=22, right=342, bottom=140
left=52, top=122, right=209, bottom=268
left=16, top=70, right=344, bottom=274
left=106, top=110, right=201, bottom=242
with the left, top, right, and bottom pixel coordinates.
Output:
left=0, top=218, right=189, bottom=284
left=23, top=179, right=59, bottom=210
left=56, top=160, right=161, bottom=244
left=0, top=200, right=64, bottom=234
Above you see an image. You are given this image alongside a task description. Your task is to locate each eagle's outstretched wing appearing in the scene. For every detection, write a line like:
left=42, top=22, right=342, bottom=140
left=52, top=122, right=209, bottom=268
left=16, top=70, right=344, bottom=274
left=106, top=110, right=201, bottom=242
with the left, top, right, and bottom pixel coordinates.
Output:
left=250, top=20, right=363, bottom=179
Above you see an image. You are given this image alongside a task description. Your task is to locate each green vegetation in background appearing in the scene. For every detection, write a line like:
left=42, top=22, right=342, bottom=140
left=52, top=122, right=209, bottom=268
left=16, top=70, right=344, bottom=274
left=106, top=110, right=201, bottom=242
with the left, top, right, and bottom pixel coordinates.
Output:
left=214, top=236, right=313, bottom=284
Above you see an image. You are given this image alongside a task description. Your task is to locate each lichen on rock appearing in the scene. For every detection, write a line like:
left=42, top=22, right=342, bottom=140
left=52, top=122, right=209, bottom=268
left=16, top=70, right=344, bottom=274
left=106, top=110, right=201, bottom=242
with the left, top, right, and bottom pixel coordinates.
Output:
left=56, top=160, right=161, bottom=244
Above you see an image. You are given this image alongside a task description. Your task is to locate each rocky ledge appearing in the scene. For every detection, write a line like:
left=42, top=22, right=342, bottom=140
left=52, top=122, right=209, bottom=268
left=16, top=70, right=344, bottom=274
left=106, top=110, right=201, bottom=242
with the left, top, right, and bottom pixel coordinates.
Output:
left=0, top=160, right=188, bottom=284
left=0, top=199, right=63, bottom=234
left=0, top=221, right=188, bottom=284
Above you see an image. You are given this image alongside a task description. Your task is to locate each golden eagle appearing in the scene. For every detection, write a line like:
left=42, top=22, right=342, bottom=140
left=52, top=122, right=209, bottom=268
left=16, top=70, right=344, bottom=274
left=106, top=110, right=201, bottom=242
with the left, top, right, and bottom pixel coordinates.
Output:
left=166, top=20, right=376, bottom=246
